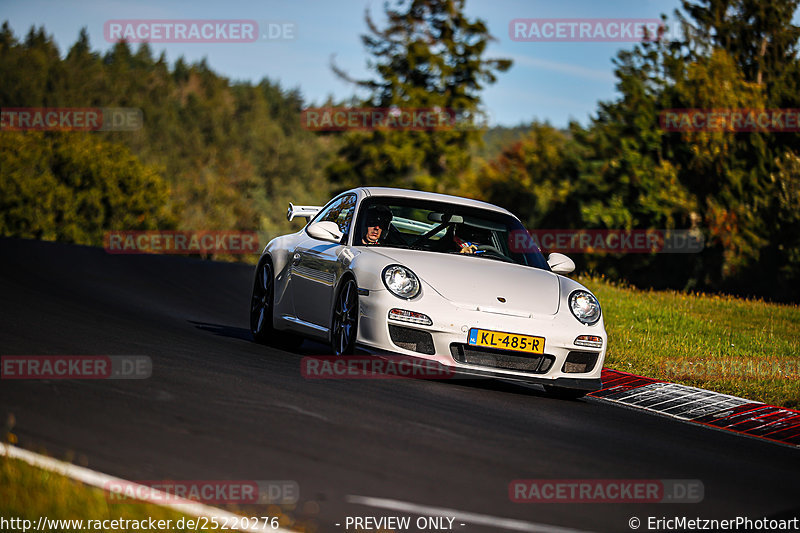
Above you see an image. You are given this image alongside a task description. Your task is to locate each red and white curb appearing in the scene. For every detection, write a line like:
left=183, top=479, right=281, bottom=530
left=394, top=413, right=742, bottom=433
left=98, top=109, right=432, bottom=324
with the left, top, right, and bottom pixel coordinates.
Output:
left=589, top=369, right=800, bottom=448
left=0, top=443, right=294, bottom=532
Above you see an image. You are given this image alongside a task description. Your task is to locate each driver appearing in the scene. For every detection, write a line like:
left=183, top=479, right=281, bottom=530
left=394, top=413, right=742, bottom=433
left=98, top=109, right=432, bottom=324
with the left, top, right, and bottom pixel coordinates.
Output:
left=361, top=205, right=393, bottom=245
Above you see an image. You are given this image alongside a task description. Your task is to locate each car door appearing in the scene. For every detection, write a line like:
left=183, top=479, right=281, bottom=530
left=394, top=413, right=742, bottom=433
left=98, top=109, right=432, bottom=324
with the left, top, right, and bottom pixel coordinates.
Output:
left=291, top=194, right=357, bottom=329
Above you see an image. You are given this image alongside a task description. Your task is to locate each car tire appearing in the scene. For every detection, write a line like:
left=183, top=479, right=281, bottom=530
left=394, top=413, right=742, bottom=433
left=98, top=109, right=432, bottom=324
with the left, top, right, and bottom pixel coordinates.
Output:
left=250, top=259, right=277, bottom=344
left=250, top=259, right=303, bottom=349
left=543, top=385, right=588, bottom=400
left=331, top=278, right=358, bottom=356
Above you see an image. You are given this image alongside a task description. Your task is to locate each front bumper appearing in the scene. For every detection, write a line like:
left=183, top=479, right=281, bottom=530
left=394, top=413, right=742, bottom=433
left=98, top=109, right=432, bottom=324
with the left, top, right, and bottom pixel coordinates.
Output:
left=355, top=284, right=606, bottom=385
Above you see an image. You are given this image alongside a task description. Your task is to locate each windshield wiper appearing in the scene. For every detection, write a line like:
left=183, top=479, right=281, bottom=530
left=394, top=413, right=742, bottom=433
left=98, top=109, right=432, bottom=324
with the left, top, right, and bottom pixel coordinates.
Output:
left=447, top=251, right=515, bottom=263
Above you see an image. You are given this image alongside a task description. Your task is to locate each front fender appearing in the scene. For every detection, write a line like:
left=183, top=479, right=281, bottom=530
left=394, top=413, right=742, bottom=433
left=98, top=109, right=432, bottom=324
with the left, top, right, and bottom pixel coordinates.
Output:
left=347, top=248, right=396, bottom=291
left=263, top=231, right=304, bottom=275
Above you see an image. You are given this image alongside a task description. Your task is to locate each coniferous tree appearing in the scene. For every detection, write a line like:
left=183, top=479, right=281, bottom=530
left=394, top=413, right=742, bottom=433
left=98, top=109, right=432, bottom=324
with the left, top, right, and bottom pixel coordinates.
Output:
left=327, top=0, right=511, bottom=192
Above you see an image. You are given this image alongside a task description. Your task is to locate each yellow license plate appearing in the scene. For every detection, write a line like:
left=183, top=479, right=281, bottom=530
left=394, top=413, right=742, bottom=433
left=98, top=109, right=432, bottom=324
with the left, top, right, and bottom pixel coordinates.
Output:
left=467, top=328, right=545, bottom=354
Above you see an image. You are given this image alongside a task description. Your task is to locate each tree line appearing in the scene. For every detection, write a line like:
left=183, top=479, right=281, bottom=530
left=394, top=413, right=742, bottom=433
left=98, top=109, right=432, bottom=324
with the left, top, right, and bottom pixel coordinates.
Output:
left=1, top=0, right=799, bottom=301
left=0, top=22, right=331, bottom=255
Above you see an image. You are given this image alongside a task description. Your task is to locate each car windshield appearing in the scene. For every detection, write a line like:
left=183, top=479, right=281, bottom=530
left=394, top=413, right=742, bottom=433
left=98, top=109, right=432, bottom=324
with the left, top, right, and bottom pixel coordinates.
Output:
left=352, top=197, right=550, bottom=271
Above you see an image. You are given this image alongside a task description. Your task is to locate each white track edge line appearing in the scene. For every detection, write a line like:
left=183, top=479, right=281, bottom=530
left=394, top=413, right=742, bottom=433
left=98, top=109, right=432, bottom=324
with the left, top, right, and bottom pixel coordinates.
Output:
left=346, top=494, right=594, bottom=533
left=0, top=443, right=295, bottom=532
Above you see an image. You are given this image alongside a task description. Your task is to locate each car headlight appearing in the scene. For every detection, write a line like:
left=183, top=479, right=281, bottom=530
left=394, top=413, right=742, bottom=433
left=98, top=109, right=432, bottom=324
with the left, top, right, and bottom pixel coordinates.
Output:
left=569, top=290, right=601, bottom=325
left=382, top=265, right=421, bottom=299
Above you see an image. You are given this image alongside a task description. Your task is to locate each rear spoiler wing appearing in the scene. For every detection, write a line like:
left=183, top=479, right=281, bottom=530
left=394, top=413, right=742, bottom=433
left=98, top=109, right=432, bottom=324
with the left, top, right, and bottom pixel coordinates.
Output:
left=287, top=203, right=322, bottom=222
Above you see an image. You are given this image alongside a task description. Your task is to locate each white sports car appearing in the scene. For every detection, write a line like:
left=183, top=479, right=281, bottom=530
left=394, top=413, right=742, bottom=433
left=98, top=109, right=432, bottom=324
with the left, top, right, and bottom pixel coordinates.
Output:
left=250, top=187, right=606, bottom=397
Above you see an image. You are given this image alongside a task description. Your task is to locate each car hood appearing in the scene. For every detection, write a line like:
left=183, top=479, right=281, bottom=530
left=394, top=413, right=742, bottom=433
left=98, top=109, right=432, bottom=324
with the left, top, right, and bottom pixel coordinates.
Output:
left=368, top=248, right=561, bottom=315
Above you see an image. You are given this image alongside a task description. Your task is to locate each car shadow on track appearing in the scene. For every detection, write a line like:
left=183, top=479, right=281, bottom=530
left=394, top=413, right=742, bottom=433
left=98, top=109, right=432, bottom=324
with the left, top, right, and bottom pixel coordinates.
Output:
left=189, top=321, right=253, bottom=342
left=443, top=374, right=561, bottom=399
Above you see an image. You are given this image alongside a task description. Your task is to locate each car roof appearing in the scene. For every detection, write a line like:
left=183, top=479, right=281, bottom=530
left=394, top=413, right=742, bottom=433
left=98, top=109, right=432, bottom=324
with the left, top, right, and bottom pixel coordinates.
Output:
left=350, top=187, right=513, bottom=216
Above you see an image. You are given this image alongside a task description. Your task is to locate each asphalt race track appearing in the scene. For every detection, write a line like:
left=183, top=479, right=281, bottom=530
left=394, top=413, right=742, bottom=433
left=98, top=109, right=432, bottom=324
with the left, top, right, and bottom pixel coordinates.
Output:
left=1, top=237, right=799, bottom=533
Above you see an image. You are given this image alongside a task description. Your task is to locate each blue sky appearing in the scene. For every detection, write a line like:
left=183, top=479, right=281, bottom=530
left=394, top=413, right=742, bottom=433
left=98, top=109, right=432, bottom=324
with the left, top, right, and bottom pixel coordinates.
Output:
left=3, top=0, right=688, bottom=127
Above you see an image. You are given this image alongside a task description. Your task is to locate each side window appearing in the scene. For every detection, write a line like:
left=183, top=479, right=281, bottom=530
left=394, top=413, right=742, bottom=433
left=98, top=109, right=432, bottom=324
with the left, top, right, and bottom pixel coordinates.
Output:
left=309, top=194, right=357, bottom=241
left=335, top=195, right=357, bottom=237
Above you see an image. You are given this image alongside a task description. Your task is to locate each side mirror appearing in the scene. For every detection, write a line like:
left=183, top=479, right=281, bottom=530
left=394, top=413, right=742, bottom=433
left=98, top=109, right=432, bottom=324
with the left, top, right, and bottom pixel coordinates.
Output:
left=307, top=221, right=344, bottom=243
left=547, top=252, right=575, bottom=274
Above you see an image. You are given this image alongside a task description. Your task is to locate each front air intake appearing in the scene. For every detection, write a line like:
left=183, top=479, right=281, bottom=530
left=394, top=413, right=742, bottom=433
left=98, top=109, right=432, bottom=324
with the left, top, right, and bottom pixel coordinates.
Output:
left=388, top=325, right=435, bottom=355
left=562, top=351, right=599, bottom=374
left=449, top=344, right=554, bottom=373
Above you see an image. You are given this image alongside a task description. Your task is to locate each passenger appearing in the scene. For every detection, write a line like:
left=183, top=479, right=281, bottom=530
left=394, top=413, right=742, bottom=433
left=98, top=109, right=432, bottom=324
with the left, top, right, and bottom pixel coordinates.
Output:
left=452, top=224, right=486, bottom=254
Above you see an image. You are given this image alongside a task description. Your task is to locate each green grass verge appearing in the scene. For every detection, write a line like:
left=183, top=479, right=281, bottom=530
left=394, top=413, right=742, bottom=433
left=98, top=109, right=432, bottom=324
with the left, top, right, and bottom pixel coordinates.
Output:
left=0, top=455, right=303, bottom=532
left=580, top=276, right=800, bottom=409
